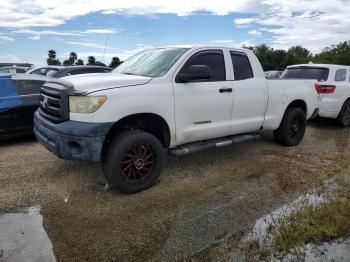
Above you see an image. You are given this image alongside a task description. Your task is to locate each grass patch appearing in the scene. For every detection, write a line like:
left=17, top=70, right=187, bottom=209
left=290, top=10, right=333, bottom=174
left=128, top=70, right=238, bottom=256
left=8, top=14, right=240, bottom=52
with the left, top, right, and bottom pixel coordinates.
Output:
left=271, top=193, right=350, bottom=256
left=241, top=177, right=350, bottom=261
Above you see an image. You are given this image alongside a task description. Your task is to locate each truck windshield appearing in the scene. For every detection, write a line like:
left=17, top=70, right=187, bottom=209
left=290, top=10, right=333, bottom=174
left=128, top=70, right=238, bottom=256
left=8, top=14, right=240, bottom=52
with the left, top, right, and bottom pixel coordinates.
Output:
left=113, top=48, right=189, bottom=77
left=281, top=67, right=329, bottom=82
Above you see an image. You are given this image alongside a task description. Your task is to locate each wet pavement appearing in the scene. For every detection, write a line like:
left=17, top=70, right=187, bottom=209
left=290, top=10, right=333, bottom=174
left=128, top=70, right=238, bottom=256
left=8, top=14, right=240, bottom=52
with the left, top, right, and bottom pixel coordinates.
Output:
left=0, top=206, right=55, bottom=262
left=0, top=118, right=350, bottom=261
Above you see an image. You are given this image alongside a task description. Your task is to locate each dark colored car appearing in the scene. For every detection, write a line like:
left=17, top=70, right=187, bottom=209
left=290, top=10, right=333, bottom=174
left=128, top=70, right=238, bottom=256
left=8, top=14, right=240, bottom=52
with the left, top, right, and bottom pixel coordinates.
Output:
left=0, top=74, right=52, bottom=138
left=26, top=65, right=112, bottom=78
left=0, top=66, right=31, bottom=74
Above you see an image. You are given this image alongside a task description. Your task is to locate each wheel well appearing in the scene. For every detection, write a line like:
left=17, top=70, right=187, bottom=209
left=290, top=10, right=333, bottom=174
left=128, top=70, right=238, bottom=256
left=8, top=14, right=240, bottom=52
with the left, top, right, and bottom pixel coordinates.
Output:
left=287, top=99, right=307, bottom=114
left=102, top=113, right=171, bottom=157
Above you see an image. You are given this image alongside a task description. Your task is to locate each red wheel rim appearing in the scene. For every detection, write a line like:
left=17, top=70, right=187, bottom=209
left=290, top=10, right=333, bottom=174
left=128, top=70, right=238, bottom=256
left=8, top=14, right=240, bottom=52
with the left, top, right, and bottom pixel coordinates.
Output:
left=289, top=118, right=302, bottom=138
left=120, top=143, right=154, bottom=185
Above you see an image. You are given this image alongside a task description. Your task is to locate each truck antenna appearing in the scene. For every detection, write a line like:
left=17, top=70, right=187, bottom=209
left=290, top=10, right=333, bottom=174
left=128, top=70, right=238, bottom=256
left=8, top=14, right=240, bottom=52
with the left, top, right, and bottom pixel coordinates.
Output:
left=102, top=35, right=109, bottom=63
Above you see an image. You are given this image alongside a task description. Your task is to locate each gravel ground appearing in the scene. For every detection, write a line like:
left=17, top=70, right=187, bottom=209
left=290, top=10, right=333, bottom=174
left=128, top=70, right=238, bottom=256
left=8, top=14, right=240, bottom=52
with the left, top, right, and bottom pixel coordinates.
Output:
left=0, top=119, right=349, bottom=261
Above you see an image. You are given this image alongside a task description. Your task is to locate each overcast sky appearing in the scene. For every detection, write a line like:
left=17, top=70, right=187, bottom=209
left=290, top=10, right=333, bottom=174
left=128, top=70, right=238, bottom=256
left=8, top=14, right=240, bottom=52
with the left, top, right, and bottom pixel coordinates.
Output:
left=0, top=0, right=349, bottom=66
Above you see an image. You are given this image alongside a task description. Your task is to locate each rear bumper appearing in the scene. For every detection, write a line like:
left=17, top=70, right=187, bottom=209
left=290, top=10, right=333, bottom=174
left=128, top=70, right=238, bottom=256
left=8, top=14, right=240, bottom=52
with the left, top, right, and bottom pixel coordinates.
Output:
left=310, top=108, right=319, bottom=119
left=34, top=112, right=113, bottom=162
left=317, top=108, right=339, bottom=119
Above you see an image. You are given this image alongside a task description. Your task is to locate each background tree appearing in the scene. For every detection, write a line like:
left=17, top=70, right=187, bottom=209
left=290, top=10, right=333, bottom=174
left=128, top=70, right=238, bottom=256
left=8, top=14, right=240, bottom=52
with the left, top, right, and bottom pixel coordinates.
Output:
left=63, top=52, right=78, bottom=65
left=87, top=56, right=96, bottom=65
left=47, top=50, right=61, bottom=65
left=109, top=56, right=122, bottom=68
left=281, top=46, right=312, bottom=68
left=76, top=59, right=84, bottom=65
left=313, top=41, right=350, bottom=65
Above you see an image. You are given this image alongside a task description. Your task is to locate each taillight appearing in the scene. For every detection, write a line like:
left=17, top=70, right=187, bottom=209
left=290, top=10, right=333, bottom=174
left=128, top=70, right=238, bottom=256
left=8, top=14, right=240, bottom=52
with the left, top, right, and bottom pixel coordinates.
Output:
left=315, top=83, right=336, bottom=94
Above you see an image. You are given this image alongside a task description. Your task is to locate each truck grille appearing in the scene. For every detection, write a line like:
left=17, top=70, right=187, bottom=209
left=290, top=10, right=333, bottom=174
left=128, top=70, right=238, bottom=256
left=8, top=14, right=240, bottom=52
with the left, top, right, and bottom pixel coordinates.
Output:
left=38, top=82, right=69, bottom=123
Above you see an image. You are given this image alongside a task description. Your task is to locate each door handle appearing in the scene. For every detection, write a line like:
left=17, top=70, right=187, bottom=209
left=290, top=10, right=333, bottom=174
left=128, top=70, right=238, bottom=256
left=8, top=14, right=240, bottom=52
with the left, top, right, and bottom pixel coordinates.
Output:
left=219, top=87, right=233, bottom=93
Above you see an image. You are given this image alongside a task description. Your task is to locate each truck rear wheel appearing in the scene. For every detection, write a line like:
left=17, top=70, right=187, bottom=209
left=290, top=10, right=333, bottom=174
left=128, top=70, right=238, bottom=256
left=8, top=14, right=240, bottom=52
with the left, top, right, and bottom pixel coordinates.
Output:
left=336, top=100, right=350, bottom=127
left=103, top=130, right=165, bottom=194
left=274, top=107, right=306, bottom=146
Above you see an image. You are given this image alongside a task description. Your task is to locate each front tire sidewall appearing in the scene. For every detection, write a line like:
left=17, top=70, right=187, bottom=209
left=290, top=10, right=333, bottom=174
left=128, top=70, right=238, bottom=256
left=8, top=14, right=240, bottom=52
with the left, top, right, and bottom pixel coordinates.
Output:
left=275, top=107, right=306, bottom=146
left=337, top=100, right=350, bottom=127
left=103, top=131, right=164, bottom=194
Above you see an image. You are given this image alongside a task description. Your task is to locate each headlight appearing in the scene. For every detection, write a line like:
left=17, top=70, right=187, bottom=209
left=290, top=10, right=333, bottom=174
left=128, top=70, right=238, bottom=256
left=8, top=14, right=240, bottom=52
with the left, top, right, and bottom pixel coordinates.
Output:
left=69, top=96, right=107, bottom=113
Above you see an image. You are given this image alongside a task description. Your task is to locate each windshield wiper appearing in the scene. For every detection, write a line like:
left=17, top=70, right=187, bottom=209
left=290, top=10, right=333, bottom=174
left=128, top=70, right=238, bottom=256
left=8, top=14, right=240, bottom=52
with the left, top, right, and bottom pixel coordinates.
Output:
left=123, top=72, right=135, bottom=75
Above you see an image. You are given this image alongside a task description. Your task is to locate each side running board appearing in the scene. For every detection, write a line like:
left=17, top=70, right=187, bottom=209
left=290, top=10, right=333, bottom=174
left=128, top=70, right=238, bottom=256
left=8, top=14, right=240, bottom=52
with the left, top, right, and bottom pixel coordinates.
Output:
left=169, top=134, right=260, bottom=157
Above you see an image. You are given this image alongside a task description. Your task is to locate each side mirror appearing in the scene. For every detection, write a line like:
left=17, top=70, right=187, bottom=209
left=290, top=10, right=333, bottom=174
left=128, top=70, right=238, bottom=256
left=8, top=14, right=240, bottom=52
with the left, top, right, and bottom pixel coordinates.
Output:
left=177, top=65, right=211, bottom=83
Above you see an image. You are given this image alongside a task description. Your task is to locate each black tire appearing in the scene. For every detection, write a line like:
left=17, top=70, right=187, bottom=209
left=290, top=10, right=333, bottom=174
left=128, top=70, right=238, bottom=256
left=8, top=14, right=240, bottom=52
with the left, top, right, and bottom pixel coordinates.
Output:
left=274, top=107, right=306, bottom=146
left=336, top=100, right=350, bottom=127
left=103, top=130, right=165, bottom=194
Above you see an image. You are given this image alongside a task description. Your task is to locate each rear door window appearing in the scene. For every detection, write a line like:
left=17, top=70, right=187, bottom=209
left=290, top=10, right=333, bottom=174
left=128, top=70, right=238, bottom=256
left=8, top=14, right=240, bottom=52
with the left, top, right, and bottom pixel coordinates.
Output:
left=230, top=51, right=254, bottom=80
left=335, top=69, right=347, bottom=82
left=281, top=67, right=329, bottom=82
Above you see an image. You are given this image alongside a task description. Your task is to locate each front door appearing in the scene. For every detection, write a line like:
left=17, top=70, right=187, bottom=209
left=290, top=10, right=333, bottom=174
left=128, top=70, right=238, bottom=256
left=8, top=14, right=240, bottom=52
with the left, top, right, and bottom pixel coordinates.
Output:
left=173, top=49, right=234, bottom=145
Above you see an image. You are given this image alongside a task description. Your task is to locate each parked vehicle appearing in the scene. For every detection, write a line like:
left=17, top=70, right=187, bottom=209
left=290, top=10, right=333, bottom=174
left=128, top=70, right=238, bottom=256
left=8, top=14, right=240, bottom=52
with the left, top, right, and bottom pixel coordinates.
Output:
left=281, top=64, right=350, bottom=126
left=0, top=74, right=52, bottom=138
left=34, top=46, right=319, bottom=193
left=265, top=70, right=283, bottom=79
left=26, top=65, right=112, bottom=78
left=0, top=63, right=33, bottom=70
left=0, top=66, right=30, bottom=74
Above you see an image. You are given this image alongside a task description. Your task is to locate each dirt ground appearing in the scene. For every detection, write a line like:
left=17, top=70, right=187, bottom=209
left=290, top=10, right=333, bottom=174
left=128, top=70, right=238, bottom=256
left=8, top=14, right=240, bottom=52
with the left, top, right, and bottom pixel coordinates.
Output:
left=1, top=118, right=350, bottom=261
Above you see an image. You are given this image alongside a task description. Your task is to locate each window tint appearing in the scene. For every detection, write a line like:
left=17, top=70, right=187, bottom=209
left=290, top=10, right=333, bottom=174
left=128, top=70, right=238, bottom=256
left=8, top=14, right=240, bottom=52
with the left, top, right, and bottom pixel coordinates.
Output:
left=0, top=69, right=10, bottom=74
left=69, top=69, right=83, bottom=75
left=230, top=52, right=253, bottom=80
left=83, top=68, right=109, bottom=74
left=14, top=80, right=45, bottom=95
left=181, top=50, right=226, bottom=82
left=16, top=68, right=26, bottom=73
left=281, top=67, right=329, bottom=82
left=31, top=68, right=47, bottom=76
left=335, top=69, right=347, bottom=82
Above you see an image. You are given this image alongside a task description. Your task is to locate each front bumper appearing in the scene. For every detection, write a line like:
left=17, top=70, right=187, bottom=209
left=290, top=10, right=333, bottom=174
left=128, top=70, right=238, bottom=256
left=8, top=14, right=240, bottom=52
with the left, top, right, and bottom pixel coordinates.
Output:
left=34, top=112, right=113, bottom=162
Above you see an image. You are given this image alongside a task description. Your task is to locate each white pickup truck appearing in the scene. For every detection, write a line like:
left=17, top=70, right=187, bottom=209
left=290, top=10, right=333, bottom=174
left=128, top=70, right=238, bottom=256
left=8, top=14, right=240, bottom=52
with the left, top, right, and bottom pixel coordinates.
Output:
left=281, top=63, right=350, bottom=126
left=34, top=46, right=318, bottom=193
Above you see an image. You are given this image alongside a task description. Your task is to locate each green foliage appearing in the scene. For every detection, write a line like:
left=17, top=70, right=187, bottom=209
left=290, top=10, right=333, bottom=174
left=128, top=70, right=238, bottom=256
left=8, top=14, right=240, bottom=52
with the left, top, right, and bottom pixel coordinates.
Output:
left=248, top=41, right=350, bottom=71
left=47, top=50, right=61, bottom=65
left=87, top=56, right=96, bottom=65
left=75, top=59, right=84, bottom=65
left=271, top=194, right=350, bottom=256
left=313, top=41, right=350, bottom=65
left=63, top=52, right=78, bottom=65
left=109, top=56, right=122, bottom=68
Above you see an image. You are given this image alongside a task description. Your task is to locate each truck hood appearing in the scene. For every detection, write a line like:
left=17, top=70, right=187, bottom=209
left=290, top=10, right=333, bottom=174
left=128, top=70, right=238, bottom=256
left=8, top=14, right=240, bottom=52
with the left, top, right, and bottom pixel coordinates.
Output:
left=61, top=73, right=152, bottom=94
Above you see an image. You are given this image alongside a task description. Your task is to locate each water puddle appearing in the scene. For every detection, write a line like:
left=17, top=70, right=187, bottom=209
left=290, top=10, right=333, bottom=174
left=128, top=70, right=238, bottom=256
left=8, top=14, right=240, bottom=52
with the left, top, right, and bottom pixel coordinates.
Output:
left=284, top=238, right=350, bottom=262
left=234, top=176, right=350, bottom=261
left=0, top=206, right=56, bottom=262
left=246, top=192, right=326, bottom=246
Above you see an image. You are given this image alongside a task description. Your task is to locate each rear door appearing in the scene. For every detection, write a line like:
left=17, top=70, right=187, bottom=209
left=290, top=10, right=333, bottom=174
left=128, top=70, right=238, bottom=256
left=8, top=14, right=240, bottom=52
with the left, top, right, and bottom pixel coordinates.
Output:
left=173, top=49, right=234, bottom=144
left=228, top=51, right=268, bottom=134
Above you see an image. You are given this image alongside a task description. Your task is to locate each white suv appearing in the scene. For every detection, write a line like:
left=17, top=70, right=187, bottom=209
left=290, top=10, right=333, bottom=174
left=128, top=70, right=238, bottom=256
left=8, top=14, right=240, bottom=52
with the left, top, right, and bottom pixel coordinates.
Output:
left=282, top=64, right=350, bottom=126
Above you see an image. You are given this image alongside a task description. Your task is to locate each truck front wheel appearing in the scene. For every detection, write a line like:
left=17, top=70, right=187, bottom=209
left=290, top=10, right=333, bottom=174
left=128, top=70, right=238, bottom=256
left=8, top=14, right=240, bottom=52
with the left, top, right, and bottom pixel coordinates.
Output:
left=274, top=107, right=306, bottom=146
left=103, top=130, right=165, bottom=194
